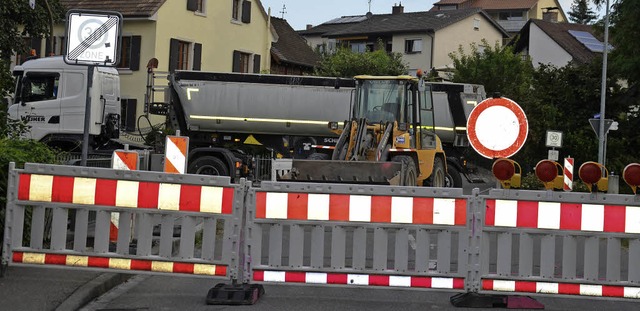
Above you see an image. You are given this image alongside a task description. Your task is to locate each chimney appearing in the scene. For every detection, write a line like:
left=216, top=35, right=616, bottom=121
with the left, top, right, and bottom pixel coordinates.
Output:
left=306, top=24, right=313, bottom=30
left=542, top=7, right=559, bottom=22
left=392, top=2, right=404, bottom=15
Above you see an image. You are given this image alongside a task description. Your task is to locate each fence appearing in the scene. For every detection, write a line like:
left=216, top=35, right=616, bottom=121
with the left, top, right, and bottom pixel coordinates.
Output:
left=3, top=162, right=640, bottom=305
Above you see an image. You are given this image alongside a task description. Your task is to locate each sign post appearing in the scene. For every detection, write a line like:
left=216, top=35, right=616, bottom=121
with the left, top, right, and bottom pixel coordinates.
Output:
left=64, top=10, right=122, bottom=166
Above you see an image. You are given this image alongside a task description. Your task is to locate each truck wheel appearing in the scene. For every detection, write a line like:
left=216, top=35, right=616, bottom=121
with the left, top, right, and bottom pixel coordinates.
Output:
left=445, top=165, right=462, bottom=188
left=426, top=157, right=446, bottom=188
left=391, top=155, right=417, bottom=186
left=308, top=153, right=329, bottom=160
left=188, top=156, right=229, bottom=176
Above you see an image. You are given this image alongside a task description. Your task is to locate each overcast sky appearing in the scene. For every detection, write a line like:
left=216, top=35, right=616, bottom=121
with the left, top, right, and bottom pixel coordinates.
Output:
left=260, top=0, right=606, bottom=30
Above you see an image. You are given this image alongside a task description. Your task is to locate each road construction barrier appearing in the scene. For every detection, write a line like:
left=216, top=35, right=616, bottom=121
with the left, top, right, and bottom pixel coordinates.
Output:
left=2, top=162, right=243, bottom=281
left=479, top=188, right=640, bottom=299
left=245, top=181, right=470, bottom=290
left=3, top=162, right=640, bottom=306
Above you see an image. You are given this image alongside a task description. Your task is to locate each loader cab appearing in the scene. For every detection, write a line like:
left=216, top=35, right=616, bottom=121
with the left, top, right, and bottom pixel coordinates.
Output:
left=354, top=77, right=408, bottom=124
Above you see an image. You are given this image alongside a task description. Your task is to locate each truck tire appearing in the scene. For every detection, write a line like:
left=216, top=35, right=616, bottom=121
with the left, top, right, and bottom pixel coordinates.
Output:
left=392, top=155, right=417, bottom=186
left=445, top=165, right=463, bottom=188
left=188, top=156, right=229, bottom=176
left=308, top=152, right=329, bottom=160
left=426, top=157, right=446, bottom=188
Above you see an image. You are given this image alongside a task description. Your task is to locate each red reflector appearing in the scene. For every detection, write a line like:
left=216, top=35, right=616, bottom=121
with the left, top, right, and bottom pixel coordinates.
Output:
left=535, top=160, right=557, bottom=183
left=492, top=159, right=515, bottom=181
left=623, top=163, right=640, bottom=187
left=579, top=162, right=602, bottom=185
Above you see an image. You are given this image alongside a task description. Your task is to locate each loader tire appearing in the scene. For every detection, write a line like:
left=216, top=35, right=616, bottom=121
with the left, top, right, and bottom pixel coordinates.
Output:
left=188, top=156, right=229, bottom=176
left=444, top=165, right=462, bottom=188
left=308, top=152, right=329, bottom=160
left=426, top=157, right=446, bottom=188
left=392, top=155, right=417, bottom=186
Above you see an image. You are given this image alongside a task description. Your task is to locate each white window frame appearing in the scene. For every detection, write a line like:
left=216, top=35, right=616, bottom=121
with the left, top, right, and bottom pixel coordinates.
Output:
left=405, top=38, right=423, bottom=54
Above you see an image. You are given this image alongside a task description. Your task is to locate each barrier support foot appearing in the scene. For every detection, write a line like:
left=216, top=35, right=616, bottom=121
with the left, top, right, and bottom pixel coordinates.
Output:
left=206, top=283, right=264, bottom=305
left=450, top=292, right=543, bottom=309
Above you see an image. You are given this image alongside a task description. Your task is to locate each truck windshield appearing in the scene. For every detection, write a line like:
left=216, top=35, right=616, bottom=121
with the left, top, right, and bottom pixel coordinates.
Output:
left=356, top=79, right=406, bottom=124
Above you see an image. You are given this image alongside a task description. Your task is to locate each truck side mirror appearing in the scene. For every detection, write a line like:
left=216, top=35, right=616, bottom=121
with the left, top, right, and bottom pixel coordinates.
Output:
left=20, top=77, right=30, bottom=105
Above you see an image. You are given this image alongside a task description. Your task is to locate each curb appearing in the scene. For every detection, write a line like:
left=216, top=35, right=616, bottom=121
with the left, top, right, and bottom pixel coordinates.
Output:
left=55, top=273, right=132, bottom=311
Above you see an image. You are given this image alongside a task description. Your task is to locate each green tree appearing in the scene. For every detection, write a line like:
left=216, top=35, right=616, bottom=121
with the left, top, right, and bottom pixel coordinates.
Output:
left=315, top=43, right=408, bottom=77
left=0, top=0, right=65, bottom=96
left=448, top=39, right=534, bottom=102
left=568, top=0, right=598, bottom=24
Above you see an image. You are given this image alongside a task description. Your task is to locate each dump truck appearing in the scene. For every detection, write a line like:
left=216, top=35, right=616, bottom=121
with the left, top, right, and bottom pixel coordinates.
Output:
left=281, top=75, right=447, bottom=187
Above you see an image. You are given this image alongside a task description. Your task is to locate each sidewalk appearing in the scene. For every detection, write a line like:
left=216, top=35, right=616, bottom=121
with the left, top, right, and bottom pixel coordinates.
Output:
left=0, top=265, right=129, bottom=311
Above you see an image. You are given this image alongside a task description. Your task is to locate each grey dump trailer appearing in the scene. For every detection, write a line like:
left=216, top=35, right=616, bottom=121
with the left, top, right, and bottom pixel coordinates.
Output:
left=155, top=71, right=355, bottom=180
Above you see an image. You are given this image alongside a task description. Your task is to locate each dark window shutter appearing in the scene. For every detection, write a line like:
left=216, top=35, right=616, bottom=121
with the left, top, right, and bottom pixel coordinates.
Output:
left=130, top=36, right=141, bottom=71
left=253, top=54, right=261, bottom=73
left=169, top=38, right=179, bottom=72
left=187, top=0, right=198, bottom=11
left=241, top=0, right=251, bottom=23
left=45, top=38, right=52, bottom=56
left=193, top=43, right=202, bottom=70
left=232, top=50, right=241, bottom=72
left=31, top=37, right=42, bottom=56
left=125, top=99, right=137, bottom=132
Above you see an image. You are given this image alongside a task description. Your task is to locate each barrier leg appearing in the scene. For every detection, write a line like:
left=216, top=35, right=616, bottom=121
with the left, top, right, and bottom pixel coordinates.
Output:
left=206, top=180, right=264, bottom=305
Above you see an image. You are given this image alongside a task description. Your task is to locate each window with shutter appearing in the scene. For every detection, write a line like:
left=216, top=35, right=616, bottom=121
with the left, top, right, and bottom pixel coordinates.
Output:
left=241, top=1, right=251, bottom=23
left=232, top=0, right=241, bottom=20
left=193, top=43, right=202, bottom=70
left=232, top=50, right=251, bottom=73
left=187, top=0, right=198, bottom=11
left=253, top=54, right=261, bottom=73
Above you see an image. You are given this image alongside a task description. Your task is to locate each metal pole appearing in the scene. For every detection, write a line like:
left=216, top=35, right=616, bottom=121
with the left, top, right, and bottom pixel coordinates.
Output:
left=597, top=0, right=610, bottom=167
left=81, top=65, right=94, bottom=166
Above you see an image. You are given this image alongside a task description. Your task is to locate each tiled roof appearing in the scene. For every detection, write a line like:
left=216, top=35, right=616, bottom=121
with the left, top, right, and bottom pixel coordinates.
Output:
left=320, top=8, right=507, bottom=37
left=270, top=17, right=321, bottom=68
left=511, top=19, right=600, bottom=64
left=297, top=19, right=365, bottom=36
left=59, top=0, right=166, bottom=18
left=472, top=0, right=538, bottom=10
left=433, top=0, right=538, bottom=10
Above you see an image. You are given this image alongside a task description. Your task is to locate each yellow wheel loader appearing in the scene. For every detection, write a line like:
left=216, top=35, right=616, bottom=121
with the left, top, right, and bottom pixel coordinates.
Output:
left=283, top=75, right=447, bottom=187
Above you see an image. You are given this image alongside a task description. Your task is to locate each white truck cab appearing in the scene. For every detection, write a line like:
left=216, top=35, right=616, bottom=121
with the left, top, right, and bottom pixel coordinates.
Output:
left=10, top=56, right=121, bottom=151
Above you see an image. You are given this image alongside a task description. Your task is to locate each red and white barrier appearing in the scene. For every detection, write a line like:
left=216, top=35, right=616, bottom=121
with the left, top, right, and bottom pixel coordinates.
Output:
left=110, top=150, right=139, bottom=241
left=483, top=279, right=640, bottom=299
left=564, top=157, right=574, bottom=191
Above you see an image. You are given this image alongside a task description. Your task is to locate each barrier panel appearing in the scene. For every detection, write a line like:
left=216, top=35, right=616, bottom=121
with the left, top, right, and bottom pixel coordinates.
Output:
left=245, top=181, right=472, bottom=291
left=479, top=189, right=640, bottom=299
left=2, top=162, right=243, bottom=281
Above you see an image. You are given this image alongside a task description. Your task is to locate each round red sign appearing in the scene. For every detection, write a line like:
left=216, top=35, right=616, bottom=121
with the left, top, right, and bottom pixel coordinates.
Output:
left=466, top=97, right=528, bottom=159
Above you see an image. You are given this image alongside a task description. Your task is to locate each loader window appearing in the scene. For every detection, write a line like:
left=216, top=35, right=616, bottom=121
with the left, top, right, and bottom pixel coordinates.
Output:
left=22, top=73, right=59, bottom=103
left=357, top=79, right=405, bottom=124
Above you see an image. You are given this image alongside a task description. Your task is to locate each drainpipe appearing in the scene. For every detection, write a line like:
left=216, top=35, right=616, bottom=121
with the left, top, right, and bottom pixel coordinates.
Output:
left=266, top=8, right=271, bottom=73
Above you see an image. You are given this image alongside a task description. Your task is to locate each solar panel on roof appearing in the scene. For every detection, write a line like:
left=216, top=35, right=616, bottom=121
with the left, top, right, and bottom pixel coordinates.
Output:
left=567, top=29, right=612, bottom=53
left=324, top=15, right=367, bottom=25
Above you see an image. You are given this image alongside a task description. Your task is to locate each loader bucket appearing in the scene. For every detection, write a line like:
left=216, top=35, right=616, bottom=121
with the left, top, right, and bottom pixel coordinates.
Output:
left=279, top=159, right=404, bottom=185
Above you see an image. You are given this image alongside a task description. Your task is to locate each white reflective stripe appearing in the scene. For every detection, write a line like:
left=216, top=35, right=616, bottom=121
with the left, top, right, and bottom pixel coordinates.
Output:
left=158, top=183, right=181, bottom=211
left=536, top=282, right=559, bottom=294
left=625, top=206, right=640, bottom=234
left=263, top=271, right=286, bottom=282
left=22, top=253, right=45, bottom=264
left=66, top=255, right=88, bottom=267
left=72, top=177, right=96, bottom=205
left=110, top=212, right=119, bottom=229
left=305, top=272, right=328, bottom=284
left=265, top=192, right=288, bottom=219
left=307, top=194, right=330, bottom=221
left=30, top=174, right=53, bottom=202
left=190, top=115, right=329, bottom=125
left=624, top=287, right=640, bottom=298
left=389, top=276, right=411, bottom=287
left=433, top=198, right=456, bottom=225
left=580, top=284, right=602, bottom=296
left=494, top=200, right=518, bottom=227
left=391, top=196, right=413, bottom=223
left=200, top=186, right=223, bottom=214
left=537, top=202, right=561, bottom=229
left=349, top=195, right=371, bottom=222
left=581, top=204, right=604, bottom=231
left=109, top=258, right=131, bottom=270
left=347, top=274, right=369, bottom=285
left=115, top=180, right=139, bottom=208
left=492, top=280, right=516, bottom=292
left=431, top=277, right=454, bottom=289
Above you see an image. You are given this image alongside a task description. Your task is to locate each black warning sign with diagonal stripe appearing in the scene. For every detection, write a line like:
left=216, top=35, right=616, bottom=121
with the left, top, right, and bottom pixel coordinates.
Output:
left=64, top=10, right=122, bottom=67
